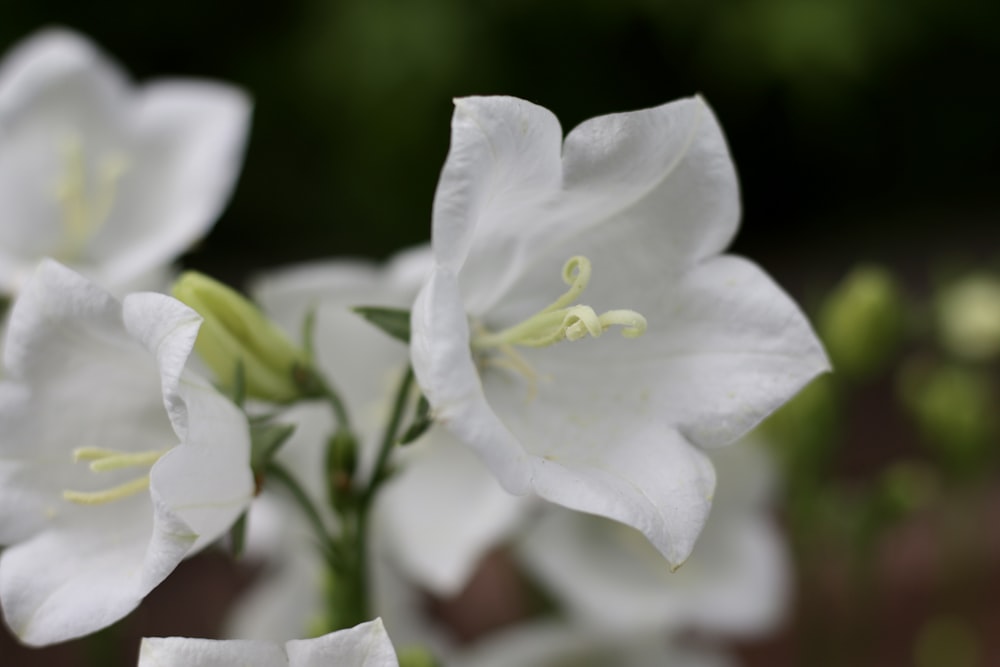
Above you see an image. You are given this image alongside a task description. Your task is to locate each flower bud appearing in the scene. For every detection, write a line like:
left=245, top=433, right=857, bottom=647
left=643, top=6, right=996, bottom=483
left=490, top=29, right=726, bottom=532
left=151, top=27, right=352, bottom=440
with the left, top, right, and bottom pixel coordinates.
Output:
left=172, top=271, right=309, bottom=403
left=818, top=264, right=905, bottom=380
left=898, top=359, right=997, bottom=475
left=935, top=272, right=1000, bottom=362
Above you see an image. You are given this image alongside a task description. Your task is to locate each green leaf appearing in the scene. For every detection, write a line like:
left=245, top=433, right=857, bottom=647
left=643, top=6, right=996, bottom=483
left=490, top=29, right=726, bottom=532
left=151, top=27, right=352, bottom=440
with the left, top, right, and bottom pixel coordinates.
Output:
left=352, top=307, right=411, bottom=343
left=399, top=394, right=432, bottom=445
left=250, top=422, right=297, bottom=470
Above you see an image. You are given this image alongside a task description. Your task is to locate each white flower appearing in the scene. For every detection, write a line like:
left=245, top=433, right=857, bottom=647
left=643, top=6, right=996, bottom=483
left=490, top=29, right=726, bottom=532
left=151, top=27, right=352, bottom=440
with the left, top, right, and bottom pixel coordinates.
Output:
left=411, top=95, right=829, bottom=566
left=228, top=247, right=528, bottom=639
left=0, top=260, right=253, bottom=646
left=516, top=439, right=790, bottom=639
left=0, top=28, right=250, bottom=294
left=251, top=247, right=528, bottom=595
left=450, top=620, right=738, bottom=667
left=139, top=618, right=399, bottom=667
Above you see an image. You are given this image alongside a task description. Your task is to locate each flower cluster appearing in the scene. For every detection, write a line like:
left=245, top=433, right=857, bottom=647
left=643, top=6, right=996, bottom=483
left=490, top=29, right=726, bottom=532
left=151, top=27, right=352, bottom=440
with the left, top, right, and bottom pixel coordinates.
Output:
left=0, top=27, right=827, bottom=666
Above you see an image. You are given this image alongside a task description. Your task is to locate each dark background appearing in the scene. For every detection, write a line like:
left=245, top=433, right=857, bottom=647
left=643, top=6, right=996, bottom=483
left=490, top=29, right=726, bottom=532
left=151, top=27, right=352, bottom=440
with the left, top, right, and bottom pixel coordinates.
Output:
left=4, top=0, right=999, bottom=285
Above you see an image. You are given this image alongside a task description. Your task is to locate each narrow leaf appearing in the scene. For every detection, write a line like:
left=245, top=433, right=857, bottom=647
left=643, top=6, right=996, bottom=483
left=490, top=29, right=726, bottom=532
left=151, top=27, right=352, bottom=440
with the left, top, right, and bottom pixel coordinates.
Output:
left=352, top=307, right=411, bottom=343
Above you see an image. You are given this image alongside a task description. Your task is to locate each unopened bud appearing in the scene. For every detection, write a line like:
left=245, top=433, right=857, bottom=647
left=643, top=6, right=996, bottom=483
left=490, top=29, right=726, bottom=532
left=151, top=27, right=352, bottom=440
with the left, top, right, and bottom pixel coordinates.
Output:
left=819, top=264, right=904, bottom=379
left=936, top=273, right=1000, bottom=362
left=172, top=271, right=309, bottom=403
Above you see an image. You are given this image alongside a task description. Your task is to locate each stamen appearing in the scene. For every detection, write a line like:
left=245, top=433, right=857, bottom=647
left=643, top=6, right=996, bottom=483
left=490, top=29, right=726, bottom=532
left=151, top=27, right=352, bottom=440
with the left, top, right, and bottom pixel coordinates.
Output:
left=54, top=135, right=128, bottom=259
left=471, top=255, right=647, bottom=351
left=63, top=476, right=151, bottom=505
left=63, top=447, right=168, bottom=506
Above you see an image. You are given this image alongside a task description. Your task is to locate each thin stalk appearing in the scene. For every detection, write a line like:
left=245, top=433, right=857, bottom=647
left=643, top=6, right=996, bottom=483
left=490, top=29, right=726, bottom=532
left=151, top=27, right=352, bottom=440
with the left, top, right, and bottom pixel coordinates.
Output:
left=265, top=460, right=339, bottom=563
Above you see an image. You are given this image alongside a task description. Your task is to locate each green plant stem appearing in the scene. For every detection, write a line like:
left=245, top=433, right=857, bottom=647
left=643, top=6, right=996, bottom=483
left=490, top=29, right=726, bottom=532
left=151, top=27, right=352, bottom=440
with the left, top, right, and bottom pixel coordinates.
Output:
left=338, top=366, right=414, bottom=627
left=265, top=460, right=339, bottom=564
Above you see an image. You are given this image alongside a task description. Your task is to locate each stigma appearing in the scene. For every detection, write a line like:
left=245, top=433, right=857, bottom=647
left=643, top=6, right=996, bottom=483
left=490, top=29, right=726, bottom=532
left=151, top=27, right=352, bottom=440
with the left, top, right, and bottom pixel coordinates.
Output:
left=472, top=256, right=647, bottom=351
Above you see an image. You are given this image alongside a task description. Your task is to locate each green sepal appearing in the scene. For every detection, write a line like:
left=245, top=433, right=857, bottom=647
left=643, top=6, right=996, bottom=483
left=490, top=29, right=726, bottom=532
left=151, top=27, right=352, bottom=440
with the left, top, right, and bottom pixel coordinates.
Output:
left=399, top=394, right=432, bottom=445
left=352, top=307, right=411, bottom=343
left=250, top=421, right=297, bottom=471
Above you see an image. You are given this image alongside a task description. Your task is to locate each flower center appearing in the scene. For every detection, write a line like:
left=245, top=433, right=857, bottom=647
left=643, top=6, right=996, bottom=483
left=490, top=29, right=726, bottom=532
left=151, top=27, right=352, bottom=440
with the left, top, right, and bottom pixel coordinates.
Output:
left=470, top=256, right=646, bottom=398
left=54, top=135, right=128, bottom=260
left=471, top=255, right=647, bottom=350
left=62, top=446, right=169, bottom=505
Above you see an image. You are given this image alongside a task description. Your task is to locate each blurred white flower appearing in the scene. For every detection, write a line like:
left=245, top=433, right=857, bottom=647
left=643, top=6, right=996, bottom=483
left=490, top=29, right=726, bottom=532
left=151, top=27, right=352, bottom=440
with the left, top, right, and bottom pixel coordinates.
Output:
left=228, top=246, right=529, bottom=638
left=0, top=28, right=250, bottom=294
left=516, top=439, right=789, bottom=639
left=411, top=95, right=829, bottom=567
left=139, top=618, right=399, bottom=667
left=0, top=260, right=253, bottom=646
left=450, top=620, right=738, bottom=667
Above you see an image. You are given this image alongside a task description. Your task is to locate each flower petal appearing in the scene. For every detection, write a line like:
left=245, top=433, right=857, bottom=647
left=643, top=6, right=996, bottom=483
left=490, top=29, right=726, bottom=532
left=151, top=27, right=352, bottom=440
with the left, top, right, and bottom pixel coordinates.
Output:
left=285, top=618, right=399, bottom=667
left=139, top=637, right=286, bottom=666
left=560, top=96, right=739, bottom=269
left=0, top=498, right=193, bottom=646
left=432, top=97, right=565, bottom=312
left=376, top=429, right=529, bottom=595
left=411, top=267, right=532, bottom=493
left=93, top=80, right=251, bottom=288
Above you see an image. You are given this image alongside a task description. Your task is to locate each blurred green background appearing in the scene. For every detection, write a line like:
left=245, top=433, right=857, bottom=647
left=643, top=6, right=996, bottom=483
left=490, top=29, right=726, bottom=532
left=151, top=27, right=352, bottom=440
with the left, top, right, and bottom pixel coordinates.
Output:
left=4, top=0, right=999, bottom=280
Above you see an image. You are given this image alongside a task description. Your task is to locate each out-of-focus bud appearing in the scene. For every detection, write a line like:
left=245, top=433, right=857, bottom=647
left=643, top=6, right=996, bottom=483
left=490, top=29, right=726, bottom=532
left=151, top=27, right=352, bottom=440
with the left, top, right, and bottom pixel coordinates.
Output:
left=898, top=358, right=997, bottom=475
left=818, top=264, right=905, bottom=380
left=172, top=271, right=310, bottom=403
left=397, top=646, right=441, bottom=667
left=760, top=374, right=839, bottom=479
left=935, top=272, right=1000, bottom=362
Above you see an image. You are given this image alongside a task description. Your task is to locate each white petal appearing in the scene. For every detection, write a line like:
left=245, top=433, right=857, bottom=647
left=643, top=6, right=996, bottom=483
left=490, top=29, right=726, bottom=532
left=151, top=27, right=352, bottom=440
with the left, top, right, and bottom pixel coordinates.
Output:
left=432, top=97, right=565, bottom=312
left=376, top=429, right=530, bottom=595
left=285, top=618, right=399, bottom=667
left=413, top=266, right=716, bottom=564
left=93, top=81, right=251, bottom=288
left=560, top=96, right=739, bottom=269
left=139, top=637, right=286, bottom=666
left=0, top=31, right=130, bottom=292
left=0, top=498, right=193, bottom=646
left=452, top=621, right=738, bottom=667
left=411, top=268, right=532, bottom=493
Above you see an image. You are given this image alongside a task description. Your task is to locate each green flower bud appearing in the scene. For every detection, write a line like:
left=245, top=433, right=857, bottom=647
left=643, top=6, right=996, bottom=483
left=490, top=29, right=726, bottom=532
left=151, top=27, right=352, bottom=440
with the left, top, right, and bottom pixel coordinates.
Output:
left=935, top=272, right=1000, bottom=362
left=898, top=359, right=997, bottom=475
left=818, top=264, right=905, bottom=380
left=172, top=271, right=310, bottom=403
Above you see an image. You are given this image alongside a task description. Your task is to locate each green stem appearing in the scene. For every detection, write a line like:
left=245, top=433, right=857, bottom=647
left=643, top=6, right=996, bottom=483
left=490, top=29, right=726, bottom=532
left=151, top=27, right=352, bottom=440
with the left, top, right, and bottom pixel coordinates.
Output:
left=340, top=366, right=415, bottom=626
left=265, top=460, right=339, bottom=564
